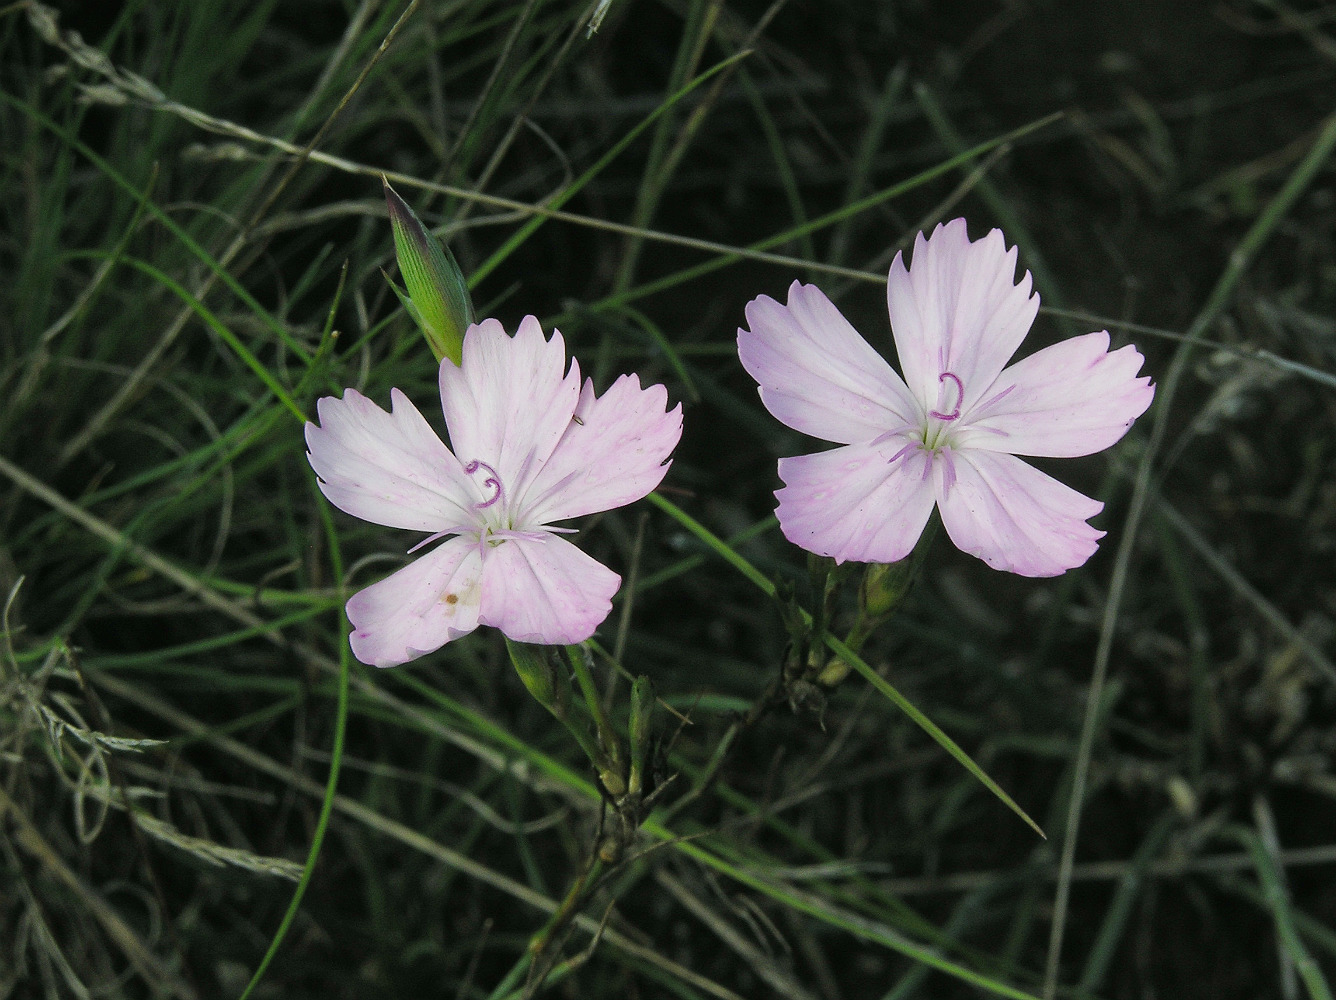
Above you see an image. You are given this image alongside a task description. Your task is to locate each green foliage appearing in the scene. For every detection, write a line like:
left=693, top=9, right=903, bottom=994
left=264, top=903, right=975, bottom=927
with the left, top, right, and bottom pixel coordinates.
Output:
left=3, top=1, right=1336, bottom=999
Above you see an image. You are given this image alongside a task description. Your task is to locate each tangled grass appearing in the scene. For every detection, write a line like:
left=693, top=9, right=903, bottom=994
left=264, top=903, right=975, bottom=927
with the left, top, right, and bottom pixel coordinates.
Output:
left=2, top=1, right=1335, bottom=997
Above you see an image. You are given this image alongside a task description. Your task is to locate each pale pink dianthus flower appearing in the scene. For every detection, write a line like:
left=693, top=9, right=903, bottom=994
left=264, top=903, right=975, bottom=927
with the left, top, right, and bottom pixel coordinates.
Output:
left=306, top=316, right=682, bottom=666
left=738, top=219, right=1155, bottom=577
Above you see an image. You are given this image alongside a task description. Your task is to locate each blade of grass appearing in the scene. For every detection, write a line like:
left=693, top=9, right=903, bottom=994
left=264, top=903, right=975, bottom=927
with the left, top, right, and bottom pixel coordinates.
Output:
left=87, top=670, right=747, bottom=1000
left=828, top=63, right=908, bottom=269
left=1154, top=493, right=1336, bottom=683
left=468, top=49, right=750, bottom=287
left=1042, top=102, right=1336, bottom=1000
left=611, top=0, right=722, bottom=294
left=45, top=488, right=1037, bottom=1000
left=647, top=491, right=1043, bottom=837
left=80, top=84, right=1057, bottom=294
left=1224, top=822, right=1333, bottom=1000
left=879, top=880, right=1000, bottom=1000
left=102, top=254, right=306, bottom=422
left=738, top=65, right=815, bottom=268
left=60, top=542, right=1040, bottom=1000
left=633, top=515, right=776, bottom=593
left=235, top=467, right=351, bottom=1000
left=610, top=0, right=790, bottom=297
left=18, top=0, right=421, bottom=463
left=1150, top=504, right=1212, bottom=780
left=0, top=785, right=199, bottom=999
left=607, top=304, right=701, bottom=402
left=1077, top=811, right=1176, bottom=992
left=653, top=834, right=1044, bottom=1000
left=584, top=111, right=1063, bottom=315
left=1215, top=872, right=1336, bottom=964
left=825, top=634, right=1044, bottom=839
left=646, top=492, right=777, bottom=597
left=0, top=93, right=314, bottom=370
left=913, top=83, right=1077, bottom=336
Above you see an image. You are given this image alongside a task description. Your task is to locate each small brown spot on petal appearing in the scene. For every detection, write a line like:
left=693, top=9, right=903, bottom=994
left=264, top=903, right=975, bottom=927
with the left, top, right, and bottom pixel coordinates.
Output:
left=441, top=592, right=458, bottom=605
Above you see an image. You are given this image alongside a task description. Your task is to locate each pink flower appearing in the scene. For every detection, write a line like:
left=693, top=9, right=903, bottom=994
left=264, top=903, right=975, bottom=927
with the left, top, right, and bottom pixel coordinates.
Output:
left=306, top=317, right=682, bottom=666
left=738, top=219, right=1154, bottom=577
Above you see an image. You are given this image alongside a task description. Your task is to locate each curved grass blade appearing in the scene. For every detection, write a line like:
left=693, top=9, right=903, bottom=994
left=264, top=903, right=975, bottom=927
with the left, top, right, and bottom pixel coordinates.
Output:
left=649, top=832, right=1043, bottom=1000
left=1226, top=824, right=1333, bottom=1000
left=100, top=254, right=306, bottom=423
left=647, top=491, right=1044, bottom=837
left=589, top=112, right=1063, bottom=313
left=646, top=492, right=776, bottom=597
left=237, top=487, right=351, bottom=999
left=824, top=633, right=1044, bottom=840
left=0, top=91, right=313, bottom=364
left=611, top=304, right=700, bottom=403
left=469, top=50, right=749, bottom=287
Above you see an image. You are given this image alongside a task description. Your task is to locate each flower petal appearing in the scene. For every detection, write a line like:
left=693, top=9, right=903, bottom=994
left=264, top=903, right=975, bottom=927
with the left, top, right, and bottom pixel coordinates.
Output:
left=439, top=316, right=582, bottom=505
left=478, top=535, right=620, bottom=644
left=306, top=388, right=476, bottom=531
left=775, top=440, right=938, bottom=564
left=739, top=281, right=918, bottom=444
left=345, top=537, right=483, bottom=667
left=887, top=219, right=1039, bottom=414
left=959, top=331, right=1155, bottom=458
left=935, top=449, right=1104, bottom=577
left=520, top=374, right=683, bottom=525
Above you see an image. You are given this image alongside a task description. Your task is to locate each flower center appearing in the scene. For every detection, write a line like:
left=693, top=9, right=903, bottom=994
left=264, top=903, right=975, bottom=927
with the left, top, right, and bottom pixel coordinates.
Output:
left=929, top=371, right=963, bottom=421
left=463, top=459, right=504, bottom=509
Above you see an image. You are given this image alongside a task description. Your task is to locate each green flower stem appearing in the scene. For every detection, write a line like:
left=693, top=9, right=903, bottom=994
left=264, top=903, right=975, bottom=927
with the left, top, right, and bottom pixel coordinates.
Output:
left=505, top=639, right=603, bottom=771
left=626, top=676, right=655, bottom=798
left=566, top=643, right=625, bottom=794
left=843, top=512, right=940, bottom=659
left=527, top=856, right=604, bottom=956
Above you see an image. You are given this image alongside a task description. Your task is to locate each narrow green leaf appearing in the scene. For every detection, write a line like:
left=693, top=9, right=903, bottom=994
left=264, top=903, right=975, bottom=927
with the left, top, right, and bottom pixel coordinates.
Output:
left=1226, top=825, right=1334, bottom=1000
left=646, top=491, right=776, bottom=598
left=646, top=491, right=1043, bottom=837
left=468, top=50, right=750, bottom=287
left=825, top=634, right=1045, bottom=840
left=238, top=486, right=351, bottom=999
left=108, top=254, right=306, bottom=423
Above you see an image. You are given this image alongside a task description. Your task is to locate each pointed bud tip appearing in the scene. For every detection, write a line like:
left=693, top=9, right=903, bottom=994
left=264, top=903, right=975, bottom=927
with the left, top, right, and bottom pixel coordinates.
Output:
left=383, top=180, right=427, bottom=248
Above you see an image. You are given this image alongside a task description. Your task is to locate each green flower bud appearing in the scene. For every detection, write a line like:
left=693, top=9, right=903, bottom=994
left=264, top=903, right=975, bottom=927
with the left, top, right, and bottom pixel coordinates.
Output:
left=505, top=639, right=570, bottom=720
left=627, top=675, right=656, bottom=797
left=861, top=559, right=915, bottom=620
left=815, top=658, right=850, bottom=688
left=383, top=177, right=474, bottom=365
left=508, top=640, right=617, bottom=778
left=860, top=513, right=939, bottom=621
left=598, top=767, right=627, bottom=799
